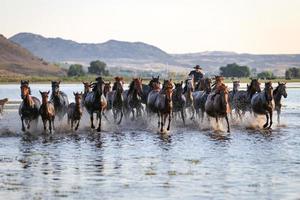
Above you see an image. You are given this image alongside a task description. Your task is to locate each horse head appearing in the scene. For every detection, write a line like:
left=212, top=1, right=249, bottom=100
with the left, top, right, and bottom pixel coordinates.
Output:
left=149, top=76, right=160, bottom=90
left=83, top=81, right=93, bottom=93
left=204, top=78, right=212, bottom=93
left=185, top=77, right=194, bottom=92
left=174, top=81, right=184, bottom=95
left=132, top=78, right=143, bottom=96
left=103, top=82, right=111, bottom=96
left=275, top=82, right=287, bottom=98
left=113, top=77, right=124, bottom=93
left=233, top=80, right=240, bottom=91
left=264, top=82, right=273, bottom=102
left=20, top=83, right=31, bottom=99
left=163, top=79, right=174, bottom=101
left=249, top=79, right=261, bottom=93
left=40, top=90, right=50, bottom=104
left=73, top=92, right=83, bottom=105
left=51, top=81, right=61, bottom=96
left=217, top=84, right=230, bottom=112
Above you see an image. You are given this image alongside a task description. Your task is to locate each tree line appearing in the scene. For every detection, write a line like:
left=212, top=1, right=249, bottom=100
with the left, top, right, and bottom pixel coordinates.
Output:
left=67, top=60, right=109, bottom=77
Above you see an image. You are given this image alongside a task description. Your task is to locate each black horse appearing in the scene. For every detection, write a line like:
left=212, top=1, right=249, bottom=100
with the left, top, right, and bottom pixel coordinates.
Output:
left=84, top=77, right=107, bottom=132
left=50, top=81, right=69, bottom=120
left=19, top=80, right=41, bottom=132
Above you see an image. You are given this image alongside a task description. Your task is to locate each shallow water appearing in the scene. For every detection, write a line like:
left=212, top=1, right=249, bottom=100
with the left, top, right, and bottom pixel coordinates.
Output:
left=0, top=84, right=300, bottom=199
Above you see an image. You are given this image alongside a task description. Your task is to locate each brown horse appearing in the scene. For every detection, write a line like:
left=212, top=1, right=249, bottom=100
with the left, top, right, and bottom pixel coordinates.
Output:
left=155, top=80, right=174, bottom=132
left=19, top=81, right=41, bottom=132
left=205, top=84, right=231, bottom=132
left=67, top=92, right=83, bottom=131
left=39, top=91, right=55, bottom=133
left=251, top=82, right=274, bottom=129
left=0, top=98, right=8, bottom=116
left=124, top=78, right=143, bottom=120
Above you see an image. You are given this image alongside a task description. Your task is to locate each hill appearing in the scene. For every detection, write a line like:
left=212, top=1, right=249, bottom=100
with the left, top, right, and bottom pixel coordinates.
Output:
left=0, top=34, right=65, bottom=77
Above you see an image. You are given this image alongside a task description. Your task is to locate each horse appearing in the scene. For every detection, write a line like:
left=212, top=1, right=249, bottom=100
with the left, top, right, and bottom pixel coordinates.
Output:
left=232, top=78, right=261, bottom=119
left=19, top=81, right=41, bottom=132
left=183, top=76, right=195, bottom=119
left=39, top=91, right=55, bottom=134
left=67, top=92, right=83, bottom=131
left=110, top=77, right=124, bottom=124
left=0, top=98, right=8, bottom=116
left=124, top=78, right=143, bottom=120
left=251, top=82, right=274, bottom=129
left=141, top=76, right=160, bottom=105
left=153, top=80, right=174, bottom=132
left=84, top=77, right=107, bottom=132
left=50, top=81, right=69, bottom=120
left=193, top=78, right=212, bottom=121
left=172, top=81, right=186, bottom=125
left=273, top=82, right=287, bottom=124
left=103, top=81, right=113, bottom=110
left=205, top=84, right=231, bottom=132
left=82, top=82, right=93, bottom=101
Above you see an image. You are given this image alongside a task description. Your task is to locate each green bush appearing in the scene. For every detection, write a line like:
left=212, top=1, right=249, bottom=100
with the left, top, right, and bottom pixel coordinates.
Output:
left=67, top=64, right=85, bottom=76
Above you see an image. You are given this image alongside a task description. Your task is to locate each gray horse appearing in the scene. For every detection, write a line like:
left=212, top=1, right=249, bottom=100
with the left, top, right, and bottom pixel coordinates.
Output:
left=50, top=81, right=69, bottom=120
left=183, top=77, right=195, bottom=119
left=205, top=84, right=231, bottom=132
left=172, top=81, right=186, bottom=125
left=232, top=79, right=261, bottom=119
left=251, top=82, right=274, bottom=129
left=193, top=78, right=212, bottom=121
left=273, top=82, right=287, bottom=124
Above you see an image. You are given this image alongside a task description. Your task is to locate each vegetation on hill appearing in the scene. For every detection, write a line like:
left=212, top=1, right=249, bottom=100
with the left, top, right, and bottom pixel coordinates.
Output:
left=285, top=67, right=300, bottom=79
left=219, top=63, right=251, bottom=77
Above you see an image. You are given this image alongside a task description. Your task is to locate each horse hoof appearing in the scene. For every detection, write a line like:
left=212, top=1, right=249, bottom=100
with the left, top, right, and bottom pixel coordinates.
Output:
left=97, top=128, right=101, bottom=132
left=263, top=124, right=268, bottom=129
left=22, top=128, right=25, bottom=132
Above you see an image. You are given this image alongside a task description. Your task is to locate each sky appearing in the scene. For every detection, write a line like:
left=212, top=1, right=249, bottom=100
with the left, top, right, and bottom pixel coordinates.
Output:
left=1, top=0, right=300, bottom=54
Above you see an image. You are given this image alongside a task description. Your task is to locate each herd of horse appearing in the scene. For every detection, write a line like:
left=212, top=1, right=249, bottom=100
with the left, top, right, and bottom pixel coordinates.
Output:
left=17, top=75, right=288, bottom=134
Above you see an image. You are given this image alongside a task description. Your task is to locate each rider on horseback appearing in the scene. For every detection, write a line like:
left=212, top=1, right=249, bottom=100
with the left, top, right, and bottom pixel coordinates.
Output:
left=188, top=65, right=205, bottom=85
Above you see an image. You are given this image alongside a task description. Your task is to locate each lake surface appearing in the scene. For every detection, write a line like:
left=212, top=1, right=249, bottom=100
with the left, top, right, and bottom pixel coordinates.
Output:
left=0, top=83, right=300, bottom=199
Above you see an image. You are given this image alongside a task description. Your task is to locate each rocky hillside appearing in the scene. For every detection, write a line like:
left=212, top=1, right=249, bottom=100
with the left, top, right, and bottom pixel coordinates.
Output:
left=0, top=34, right=65, bottom=77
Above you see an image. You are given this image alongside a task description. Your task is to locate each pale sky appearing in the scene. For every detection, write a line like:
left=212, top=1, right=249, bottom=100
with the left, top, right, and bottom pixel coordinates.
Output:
left=1, top=0, right=300, bottom=54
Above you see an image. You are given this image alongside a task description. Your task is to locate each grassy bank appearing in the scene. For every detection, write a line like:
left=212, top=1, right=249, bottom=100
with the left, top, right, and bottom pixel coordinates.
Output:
left=0, top=75, right=299, bottom=84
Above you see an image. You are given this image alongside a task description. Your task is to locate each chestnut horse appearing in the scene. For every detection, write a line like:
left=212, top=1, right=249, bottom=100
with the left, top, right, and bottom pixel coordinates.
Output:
left=39, top=91, right=55, bottom=133
left=67, top=92, right=83, bottom=131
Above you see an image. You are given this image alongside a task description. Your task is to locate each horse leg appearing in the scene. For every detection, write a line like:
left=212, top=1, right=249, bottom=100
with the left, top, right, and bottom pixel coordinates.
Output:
left=131, top=109, right=135, bottom=121
left=90, top=114, right=95, bottom=129
left=268, top=111, right=273, bottom=129
left=21, top=117, right=25, bottom=132
left=118, top=110, right=123, bottom=125
left=277, top=109, right=281, bottom=124
left=157, top=112, right=161, bottom=128
left=97, top=110, right=102, bottom=132
left=75, top=120, right=80, bottom=131
left=52, top=117, right=55, bottom=131
left=71, top=120, right=74, bottom=131
left=49, top=119, right=52, bottom=134
left=160, top=113, right=164, bottom=132
left=263, top=113, right=269, bottom=129
left=181, top=109, right=185, bottom=126
left=216, top=117, right=219, bottom=130
left=167, top=113, right=172, bottom=131
left=225, top=115, right=230, bottom=133
left=27, top=120, right=31, bottom=129
left=43, top=119, right=47, bottom=132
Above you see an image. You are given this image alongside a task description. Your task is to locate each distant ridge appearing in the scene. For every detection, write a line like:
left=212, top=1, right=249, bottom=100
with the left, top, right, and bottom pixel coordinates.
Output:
left=8, top=32, right=300, bottom=76
left=0, top=34, right=65, bottom=77
left=10, top=32, right=173, bottom=62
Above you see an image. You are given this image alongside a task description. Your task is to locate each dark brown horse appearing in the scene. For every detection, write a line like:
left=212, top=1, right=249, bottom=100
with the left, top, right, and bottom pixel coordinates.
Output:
left=110, top=77, right=125, bottom=124
left=124, top=78, right=143, bottom=120
left=251, top=82, right=274, bottom=129
left=273, top=82, right=287, bottom=124
left=67, top=92, right=83, bottom=131
left=84, top=77, right=107, bottom=132
left=19, top=81, right=41, bottom=132
left=205, top=84, right=231, bottom=132
left=148, top=79, right=173, bottom=132
left=172, top=81, right=186, bottom=125
left=39, top=91, right=55, bottom=133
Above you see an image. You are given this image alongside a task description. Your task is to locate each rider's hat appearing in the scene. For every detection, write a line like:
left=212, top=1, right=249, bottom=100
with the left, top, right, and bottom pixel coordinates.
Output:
left=194, top=65, right=202, bottom=70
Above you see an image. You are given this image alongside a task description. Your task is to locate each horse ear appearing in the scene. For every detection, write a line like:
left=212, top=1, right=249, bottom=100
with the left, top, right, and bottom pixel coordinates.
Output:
left=181, top=81, right=183, bottom=85
left=278, top=81, right=280, bottom=85
left=73, top=92, right=76, bottom=96
left=157, top=76, right=160, bottom=79
left=47, top=91, right=50, bottom=94
left=39, top=90, right=42, bottom=95
left=284, top=82, right=287, bottom=85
